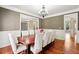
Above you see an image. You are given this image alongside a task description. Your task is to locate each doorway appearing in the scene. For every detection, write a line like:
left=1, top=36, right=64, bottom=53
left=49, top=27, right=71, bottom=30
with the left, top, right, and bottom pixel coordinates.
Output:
left=64, top=13, right=78, bottom=53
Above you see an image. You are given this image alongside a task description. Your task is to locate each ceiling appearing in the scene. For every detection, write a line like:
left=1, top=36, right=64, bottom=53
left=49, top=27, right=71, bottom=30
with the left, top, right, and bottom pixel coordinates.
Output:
left=2, top=5, right=79, bottom=18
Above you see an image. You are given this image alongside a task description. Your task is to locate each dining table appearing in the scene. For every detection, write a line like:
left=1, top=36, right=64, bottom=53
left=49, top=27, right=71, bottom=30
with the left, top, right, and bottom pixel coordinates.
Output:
left=17, top=35, right=35, bottom=54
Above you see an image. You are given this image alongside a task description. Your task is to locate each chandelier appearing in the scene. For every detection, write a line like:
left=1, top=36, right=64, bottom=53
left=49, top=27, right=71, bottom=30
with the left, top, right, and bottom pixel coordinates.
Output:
left=39, top=5, right=48, bottom=18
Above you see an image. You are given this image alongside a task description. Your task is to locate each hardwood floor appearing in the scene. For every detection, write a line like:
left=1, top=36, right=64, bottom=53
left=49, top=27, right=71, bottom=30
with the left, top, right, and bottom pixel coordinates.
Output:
left=41, top=39, right=79, bottom=54
left=0, top=45, right=13, bottom=54
left=41, top=33, right=79, bottom=54
left=40, top=39, right=65, bottom=54
left=0, top=33, right=79, bottom=54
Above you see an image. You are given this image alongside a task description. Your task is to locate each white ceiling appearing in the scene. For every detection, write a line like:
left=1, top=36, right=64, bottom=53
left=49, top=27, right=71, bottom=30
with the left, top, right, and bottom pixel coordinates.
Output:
left=2, top=5, right=79, bottom=18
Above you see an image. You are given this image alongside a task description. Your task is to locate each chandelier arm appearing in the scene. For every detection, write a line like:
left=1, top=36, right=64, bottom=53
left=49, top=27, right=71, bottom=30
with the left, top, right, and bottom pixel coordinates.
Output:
left=39, top=5, right=48, bottom=18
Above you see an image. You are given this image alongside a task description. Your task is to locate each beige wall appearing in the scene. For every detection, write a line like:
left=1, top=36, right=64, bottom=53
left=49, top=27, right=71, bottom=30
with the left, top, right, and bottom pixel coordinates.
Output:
left=0, top=7, right=20, bottom=31
left=41, top=15, right=64, bottom=29
left=28, top=20, right=39, bottom=29
left=78, top=12, right=79, bottom=30
left=39, top=18, right=42, bottom=28
left=21, top=22, right=28, bottom=30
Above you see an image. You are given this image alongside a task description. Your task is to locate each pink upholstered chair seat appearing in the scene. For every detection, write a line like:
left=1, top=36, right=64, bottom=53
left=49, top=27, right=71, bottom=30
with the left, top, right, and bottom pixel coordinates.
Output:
left=28, top=35, right=35, bottom=44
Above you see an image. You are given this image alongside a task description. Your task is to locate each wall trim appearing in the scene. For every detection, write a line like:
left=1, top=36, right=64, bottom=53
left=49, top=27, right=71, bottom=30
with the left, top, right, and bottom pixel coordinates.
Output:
left=0, top=5, right=40, bottom=18
left=0, top=5, right=79, bottom=19
left=45, top=8, right=79, bottom=18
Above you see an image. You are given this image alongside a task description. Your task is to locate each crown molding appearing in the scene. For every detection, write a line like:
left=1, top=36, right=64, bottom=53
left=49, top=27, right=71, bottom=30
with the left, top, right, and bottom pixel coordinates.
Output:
left=0, top=5, right=79, bottom=19
left=0, top=5, right=41, bottom=18
left=44, top=7, right=79, bottom=19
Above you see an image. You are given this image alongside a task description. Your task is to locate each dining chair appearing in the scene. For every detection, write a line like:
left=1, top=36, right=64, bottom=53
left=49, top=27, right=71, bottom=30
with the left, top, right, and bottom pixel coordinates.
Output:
left=47, top=32, right=54, bottom=44
left=8, top=33, right=27, bottom=54
left=30, top=30, right=42, bottom=54
left=42, top=31, right=51, bottom=47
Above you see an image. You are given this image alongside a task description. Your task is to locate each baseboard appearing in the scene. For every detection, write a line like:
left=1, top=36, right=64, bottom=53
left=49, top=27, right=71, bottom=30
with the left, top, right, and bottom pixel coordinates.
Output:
left=55, top=38, right=64, bottom=40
